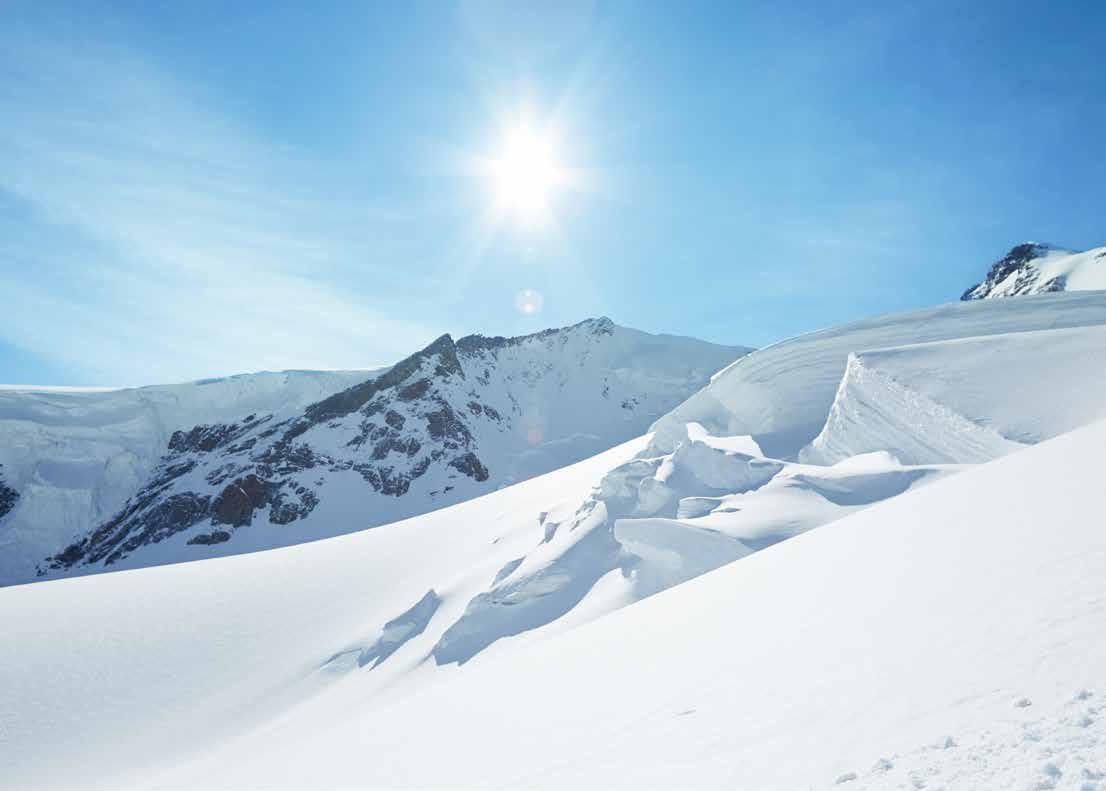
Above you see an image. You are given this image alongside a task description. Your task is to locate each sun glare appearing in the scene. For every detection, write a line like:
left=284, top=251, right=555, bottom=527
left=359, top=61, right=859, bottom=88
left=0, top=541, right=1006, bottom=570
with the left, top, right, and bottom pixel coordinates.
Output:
left=489, top=126, right=564, bottom=223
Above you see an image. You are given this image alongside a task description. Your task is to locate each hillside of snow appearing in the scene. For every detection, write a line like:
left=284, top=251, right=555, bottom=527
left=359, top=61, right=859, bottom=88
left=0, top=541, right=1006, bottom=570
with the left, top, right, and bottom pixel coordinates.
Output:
left=0, top=369, right=374, bottom=585
left=649, top=291, right=1106, bottom=460
left=170, top=417, right=1106, bottom=791
left=802, top=324, right=1106, bottom=465
left=2, top=293, right=1105, bottom=789
left=961, top=241, right=1106, bottom=300
left=0, top=318, right=746, bottom=586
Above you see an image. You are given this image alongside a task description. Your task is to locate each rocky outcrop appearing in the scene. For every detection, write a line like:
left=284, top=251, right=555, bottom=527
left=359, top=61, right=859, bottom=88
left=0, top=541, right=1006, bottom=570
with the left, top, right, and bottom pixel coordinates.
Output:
left=962, top=244, right=1054, bottom=300
left=30, top=318, right=746, bottom=580
left=40, top=333, right=487, bottom=572
left=0, top=465, right=18, bottom=520
left=957, top=242, right=1106, bottom=300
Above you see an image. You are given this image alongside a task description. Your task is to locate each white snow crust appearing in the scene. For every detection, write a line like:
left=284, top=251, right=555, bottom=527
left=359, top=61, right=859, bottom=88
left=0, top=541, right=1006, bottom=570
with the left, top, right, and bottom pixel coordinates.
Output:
left=2, top=293, right=1106, bottom=789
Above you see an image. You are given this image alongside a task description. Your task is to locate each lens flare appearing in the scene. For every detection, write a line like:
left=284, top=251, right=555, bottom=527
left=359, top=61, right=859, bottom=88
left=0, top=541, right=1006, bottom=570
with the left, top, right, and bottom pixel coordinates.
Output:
left=514, top=288, right=544, bottom=315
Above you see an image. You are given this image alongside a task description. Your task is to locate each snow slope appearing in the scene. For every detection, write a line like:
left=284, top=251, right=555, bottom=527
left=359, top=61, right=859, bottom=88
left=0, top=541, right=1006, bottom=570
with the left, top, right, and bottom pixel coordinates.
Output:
left=168, top=417, right=1106, bottom=791
left=0, top=369, right=374, bottom=585
left=961, top=242, right=1106, bottom=300
left=0, top=438, right=649, bottom=789
left=0, top=318, right=746, bottom=586
left=802, top=324, right=1106, bottom=465
left=3, top=295, right=1106, bottom=789
left=649, top=291, right=1106, bottom=460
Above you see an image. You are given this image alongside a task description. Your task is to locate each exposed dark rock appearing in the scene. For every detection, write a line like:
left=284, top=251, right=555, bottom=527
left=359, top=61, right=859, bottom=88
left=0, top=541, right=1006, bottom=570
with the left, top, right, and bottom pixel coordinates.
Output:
left=269, top=485, right=319, bottom=525
left=168, top=418, right=268, bottom=454
left=212, top=474, right=272, bottom=527
left=297, top=334, right=460, bottom=432
left=398, top=378, right=431, bottom=401
left=36, top=318, right=654, bottom=577
left=256, top=440, right=319, bottom=475
left=456, top=317, right=615, bottom=355
left=449, top=452, right=489, bottom=482
left=961, top=243, right=1055, bottom=301
left=206, top=463, right=243, bottom=487
left=48, top=491, right=215, bottom=569
left=426, top=403, right=472, bottom=447
left=0, top=465, right=18, bottom=520
left=371, top=436, right=421, bottom=460
left=225, top=437, right=258, bottom=454
left=188, top=530, right=231, bottom=546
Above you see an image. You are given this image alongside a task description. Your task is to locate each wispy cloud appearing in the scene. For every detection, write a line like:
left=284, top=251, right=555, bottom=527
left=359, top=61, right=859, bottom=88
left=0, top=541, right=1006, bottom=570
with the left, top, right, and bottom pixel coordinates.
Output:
left=0, top=24, right=445, bottom=385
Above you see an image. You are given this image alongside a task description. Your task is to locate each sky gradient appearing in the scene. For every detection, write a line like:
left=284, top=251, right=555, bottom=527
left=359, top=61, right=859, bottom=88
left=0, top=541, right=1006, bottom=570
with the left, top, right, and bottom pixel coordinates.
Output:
left=2, top=0, right=1105, bottom=385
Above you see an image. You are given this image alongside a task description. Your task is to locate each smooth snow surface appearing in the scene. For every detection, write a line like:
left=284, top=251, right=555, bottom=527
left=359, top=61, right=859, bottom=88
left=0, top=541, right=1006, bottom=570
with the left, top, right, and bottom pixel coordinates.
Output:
left=650, top=291, right=1106, bottom=460
left=803, top=324, right=1106, bottom=464
left=169, top=419, right=1106, bottom=789
left=3, top=294, right=1106, bottom=789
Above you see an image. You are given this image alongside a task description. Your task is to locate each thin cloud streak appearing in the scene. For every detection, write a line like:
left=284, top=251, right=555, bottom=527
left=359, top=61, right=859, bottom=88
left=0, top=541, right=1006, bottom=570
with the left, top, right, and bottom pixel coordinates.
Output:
left=0, top=27, right=443, bottom=385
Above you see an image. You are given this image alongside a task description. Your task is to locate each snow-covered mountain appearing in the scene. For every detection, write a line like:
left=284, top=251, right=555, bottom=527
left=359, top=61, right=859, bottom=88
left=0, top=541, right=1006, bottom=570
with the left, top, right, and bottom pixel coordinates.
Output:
left=3, top=292, right=1106, bottom=789
left=0, top=318, right=747, bottom=586
left=961, top=241, right=1106, bottom=299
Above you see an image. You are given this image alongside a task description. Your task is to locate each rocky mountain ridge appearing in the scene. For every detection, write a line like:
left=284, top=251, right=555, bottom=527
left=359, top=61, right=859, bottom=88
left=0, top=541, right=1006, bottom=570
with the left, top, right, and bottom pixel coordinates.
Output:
left=961, top=242, right=1106, bottom=300
left=4, top=318, right=747, bottom=584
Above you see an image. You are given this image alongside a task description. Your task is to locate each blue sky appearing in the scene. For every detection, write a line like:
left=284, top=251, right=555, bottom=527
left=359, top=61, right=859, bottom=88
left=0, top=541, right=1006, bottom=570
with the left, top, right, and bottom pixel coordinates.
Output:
left=2, top=0, right=1105, bottom=385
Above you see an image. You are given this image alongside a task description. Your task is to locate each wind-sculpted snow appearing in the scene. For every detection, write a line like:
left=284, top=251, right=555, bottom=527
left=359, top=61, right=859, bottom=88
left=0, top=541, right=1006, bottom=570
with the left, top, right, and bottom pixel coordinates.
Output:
left=5, top=296, right=1106, bottom=788
left=418, top=297, right=1106, bottom=668
left=803, top=325, right=1106, bottom=465
left=650, top=291, right=1106, bottom=460
left=2, top=318, right=745, bottom=585
left=322, top=589, right=441, bottom=671
left=961, top=241, right=1106, bottom=300
left=161, top=416, right=1106, bottom=790
left=425, top=422, right=946, bottom=664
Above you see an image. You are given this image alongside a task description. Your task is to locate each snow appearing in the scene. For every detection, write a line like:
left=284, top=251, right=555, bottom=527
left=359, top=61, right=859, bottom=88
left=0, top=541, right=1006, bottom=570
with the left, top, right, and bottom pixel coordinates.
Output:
left=3, top=294, right=1106, bottom=789
left=161, top=418, right=1106, bottom=790
left=966, top=243, right=1106, bottom=299
left=0, top=320, right=746, bottom=585
left=651, top=291, right=1106, bottom=460
left=0, top=438, right=648, bottom=788
left=803, top=324, right=1106, bottom=464
left=0, top=369, right=377, bottom=584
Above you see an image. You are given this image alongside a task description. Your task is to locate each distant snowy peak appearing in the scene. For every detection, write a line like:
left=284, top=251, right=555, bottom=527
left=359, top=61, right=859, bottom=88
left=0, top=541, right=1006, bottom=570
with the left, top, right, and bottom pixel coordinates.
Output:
left=961, top=241, right=1106, bottom=300
left=13, top=318, right=746, bottom=584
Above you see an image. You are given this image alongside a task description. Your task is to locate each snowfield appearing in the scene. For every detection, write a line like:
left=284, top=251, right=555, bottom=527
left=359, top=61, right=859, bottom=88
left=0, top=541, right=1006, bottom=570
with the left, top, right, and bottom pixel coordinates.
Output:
left=170, top=417, right=1106, bottom=791
left=2, top=292, right=1105, bottom=789
left=650, top=290, right=1106, bottom=460
left=803, top=323, right=1106, bottom=465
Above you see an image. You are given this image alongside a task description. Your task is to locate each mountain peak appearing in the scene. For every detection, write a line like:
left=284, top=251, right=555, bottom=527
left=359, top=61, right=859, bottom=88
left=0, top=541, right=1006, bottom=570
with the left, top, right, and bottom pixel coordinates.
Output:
left=960, top=241, right=1084, bottom=301
left=455, top=316, right=618, bottom=356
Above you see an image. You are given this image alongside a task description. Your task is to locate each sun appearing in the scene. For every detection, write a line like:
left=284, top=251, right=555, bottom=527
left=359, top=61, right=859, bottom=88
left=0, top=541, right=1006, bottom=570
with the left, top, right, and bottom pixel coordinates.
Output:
left=489, top=126, right=564, bottom=223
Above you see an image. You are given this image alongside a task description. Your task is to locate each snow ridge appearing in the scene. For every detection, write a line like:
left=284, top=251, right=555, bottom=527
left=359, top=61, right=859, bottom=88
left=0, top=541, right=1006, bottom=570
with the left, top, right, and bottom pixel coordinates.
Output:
left=803, top=324, right=1106, bottom=465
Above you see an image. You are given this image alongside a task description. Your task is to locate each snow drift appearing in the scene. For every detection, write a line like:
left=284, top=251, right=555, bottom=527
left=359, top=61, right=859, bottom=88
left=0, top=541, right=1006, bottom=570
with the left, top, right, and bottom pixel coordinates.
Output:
left=166, top=418, right=1106, bottom=790
left=649, top=291, right=1106, bottom=460
left=3, top=293, right=1106, bottom=789
left=803, top=324, right=1106, bottom=465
